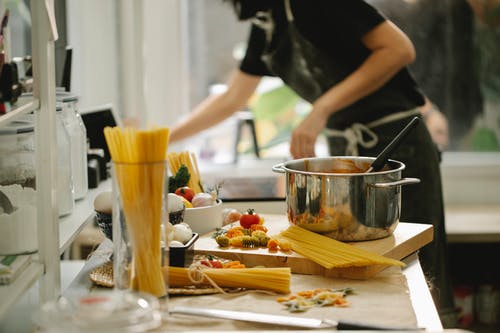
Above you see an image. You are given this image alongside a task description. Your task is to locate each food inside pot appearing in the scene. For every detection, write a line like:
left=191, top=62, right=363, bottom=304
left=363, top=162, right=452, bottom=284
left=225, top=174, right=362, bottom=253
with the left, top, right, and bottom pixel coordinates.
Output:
left=276, top=157, right=407, bottom=241
left=302, top=158, right=390, bottom=174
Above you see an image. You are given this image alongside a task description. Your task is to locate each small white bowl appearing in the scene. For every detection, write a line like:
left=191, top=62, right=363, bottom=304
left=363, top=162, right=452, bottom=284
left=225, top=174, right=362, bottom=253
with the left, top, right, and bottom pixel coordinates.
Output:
left=183, top=199, right=223, bottom=235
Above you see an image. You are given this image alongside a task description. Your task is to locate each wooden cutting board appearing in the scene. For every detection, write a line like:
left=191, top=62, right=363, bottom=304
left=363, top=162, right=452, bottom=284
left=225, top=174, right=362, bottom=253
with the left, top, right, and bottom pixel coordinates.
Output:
left=194, top=214, right=433, bottom=279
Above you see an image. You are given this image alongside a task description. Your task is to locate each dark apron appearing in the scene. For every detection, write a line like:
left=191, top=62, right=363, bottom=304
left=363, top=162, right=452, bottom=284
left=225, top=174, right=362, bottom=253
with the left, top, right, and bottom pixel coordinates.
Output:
left=253, top=0, right=456, bottom=324
left=256, top=0, right=418, bottom=128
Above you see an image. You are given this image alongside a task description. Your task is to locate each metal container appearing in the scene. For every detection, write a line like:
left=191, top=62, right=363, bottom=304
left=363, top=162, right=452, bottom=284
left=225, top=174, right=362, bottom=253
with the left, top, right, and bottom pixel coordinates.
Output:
left=272, top=156, right=419, bottom=241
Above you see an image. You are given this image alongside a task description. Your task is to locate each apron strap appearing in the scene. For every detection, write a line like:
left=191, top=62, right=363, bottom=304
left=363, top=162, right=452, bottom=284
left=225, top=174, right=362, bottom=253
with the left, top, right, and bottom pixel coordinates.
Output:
left=251, top=11, right=274, bottom=43
left=284, top=0, right=294, bottom=22
left=324, top=123, right=378, bottom=156
left=324, top=108, right=421, bottom=155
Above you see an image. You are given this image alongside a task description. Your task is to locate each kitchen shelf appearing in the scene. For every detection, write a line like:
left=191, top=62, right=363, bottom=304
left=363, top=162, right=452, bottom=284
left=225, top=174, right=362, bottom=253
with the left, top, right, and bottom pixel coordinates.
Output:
left=0, top=1, right=75, bottom=329
left=0, top=179, right=109, bottom=321
left=0, top=261, right=43, bottom=318
left=0, top=97, right=40, bottom=127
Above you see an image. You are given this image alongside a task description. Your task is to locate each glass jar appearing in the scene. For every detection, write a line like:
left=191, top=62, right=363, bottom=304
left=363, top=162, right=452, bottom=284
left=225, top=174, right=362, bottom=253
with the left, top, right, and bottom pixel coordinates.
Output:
left=33, top=290, right=162, bottom=332
left=0, top=120, right=36, bottom=188
left=112, top=161, right=169, bottom=299
left=57, top=92, right=88, bottom=200
left=20, top=108, right=75, bottom=217
left=55, top=105, right=75, bottom=216
left=0, top=120, right=37, bottom=254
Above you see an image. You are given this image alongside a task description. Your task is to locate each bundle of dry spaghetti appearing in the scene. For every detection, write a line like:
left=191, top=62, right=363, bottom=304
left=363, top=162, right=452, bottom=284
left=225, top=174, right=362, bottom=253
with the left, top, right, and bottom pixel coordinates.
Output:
left=279, top=225, right=404, bottom=269
left=167, top=151, right=203, bottom=193
left=165, top=266, right=291, bottom=294
left=104, top=126, right=170, bottom=297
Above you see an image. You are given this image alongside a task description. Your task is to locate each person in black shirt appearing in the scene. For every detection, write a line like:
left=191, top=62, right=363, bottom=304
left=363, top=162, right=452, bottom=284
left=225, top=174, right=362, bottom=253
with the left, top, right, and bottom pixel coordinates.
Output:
left=170, top=1, right=456, bottom=326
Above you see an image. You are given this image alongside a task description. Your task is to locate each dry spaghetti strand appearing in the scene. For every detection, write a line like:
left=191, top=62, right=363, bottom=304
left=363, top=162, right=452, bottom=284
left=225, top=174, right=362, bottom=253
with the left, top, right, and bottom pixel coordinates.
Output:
left=165, top=266, right=291, bottom=294
left=279, top=225, right=404, bottom=269
left=104, top=126, right=170, bottom=297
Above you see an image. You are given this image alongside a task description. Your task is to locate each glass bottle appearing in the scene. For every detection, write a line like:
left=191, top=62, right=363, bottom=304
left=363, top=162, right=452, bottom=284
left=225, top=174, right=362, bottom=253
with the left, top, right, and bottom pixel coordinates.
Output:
left=55, top=104, right=75, bottom=216
left=57, top=92, right=88, bottom=200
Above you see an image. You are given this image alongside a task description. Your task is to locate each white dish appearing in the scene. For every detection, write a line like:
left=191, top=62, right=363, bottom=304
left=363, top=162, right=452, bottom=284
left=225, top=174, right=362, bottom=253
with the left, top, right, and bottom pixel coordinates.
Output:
left=183, top=199, right=223, bottom=235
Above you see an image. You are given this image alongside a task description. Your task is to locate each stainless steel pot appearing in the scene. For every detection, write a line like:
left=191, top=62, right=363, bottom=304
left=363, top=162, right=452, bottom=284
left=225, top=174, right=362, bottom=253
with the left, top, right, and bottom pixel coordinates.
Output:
left=272, top=156, right=420, bottom=241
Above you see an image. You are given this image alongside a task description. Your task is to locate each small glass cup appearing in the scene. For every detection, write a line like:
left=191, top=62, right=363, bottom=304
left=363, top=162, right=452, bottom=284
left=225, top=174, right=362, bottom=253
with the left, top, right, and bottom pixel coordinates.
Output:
left=112, top=161, right=169, bottom=299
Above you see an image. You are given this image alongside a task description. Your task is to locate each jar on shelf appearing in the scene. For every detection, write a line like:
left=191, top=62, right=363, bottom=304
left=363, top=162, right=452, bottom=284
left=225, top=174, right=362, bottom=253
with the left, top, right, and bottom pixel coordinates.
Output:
left=0, top=119, right=37, bottom=254
left=20, top=106, right=75, bottom=217
left=57, top=92, right=88, bottom=200
left=55, top=105, right=75, bottom=216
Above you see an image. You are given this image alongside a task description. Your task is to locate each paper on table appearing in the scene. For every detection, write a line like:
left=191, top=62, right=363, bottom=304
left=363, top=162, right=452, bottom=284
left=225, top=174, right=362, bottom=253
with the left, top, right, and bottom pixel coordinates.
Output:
left=164, top=266, right=417, bottom=331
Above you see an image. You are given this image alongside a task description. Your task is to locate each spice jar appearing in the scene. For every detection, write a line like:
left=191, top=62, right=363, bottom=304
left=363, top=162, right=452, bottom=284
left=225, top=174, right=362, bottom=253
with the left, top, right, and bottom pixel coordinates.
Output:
left=57, top=92, right=88, bottom=200
left=0, top=120, right=37, bottom=254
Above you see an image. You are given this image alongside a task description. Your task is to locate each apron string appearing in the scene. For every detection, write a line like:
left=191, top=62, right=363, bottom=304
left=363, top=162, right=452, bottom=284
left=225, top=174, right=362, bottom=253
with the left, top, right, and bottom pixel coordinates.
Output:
left=251, top=11, right=274, bottom=43
left=323, top=108, right=421, bottom=156
left=284, top=0, right=294, bottom=22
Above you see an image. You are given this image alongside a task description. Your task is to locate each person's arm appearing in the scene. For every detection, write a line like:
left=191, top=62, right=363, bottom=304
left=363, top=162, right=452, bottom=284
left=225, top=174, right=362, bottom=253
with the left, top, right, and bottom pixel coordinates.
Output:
left=169, top=70, right=261, bottom=142
left=290, top=20, right=416, bottom=158
left=467, top=0, right=500, bottom=27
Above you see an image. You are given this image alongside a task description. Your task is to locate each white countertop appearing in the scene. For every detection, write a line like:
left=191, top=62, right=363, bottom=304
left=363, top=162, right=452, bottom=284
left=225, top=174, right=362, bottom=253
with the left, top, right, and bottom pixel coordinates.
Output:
left=445, top=204, right=500, bottom=243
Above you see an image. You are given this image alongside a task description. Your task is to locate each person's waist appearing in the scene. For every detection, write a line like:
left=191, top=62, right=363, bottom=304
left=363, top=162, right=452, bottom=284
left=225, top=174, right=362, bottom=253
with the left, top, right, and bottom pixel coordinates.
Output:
left=323, top=108, right=420, bottom=156
left=326, top=90, right=423, bottom=130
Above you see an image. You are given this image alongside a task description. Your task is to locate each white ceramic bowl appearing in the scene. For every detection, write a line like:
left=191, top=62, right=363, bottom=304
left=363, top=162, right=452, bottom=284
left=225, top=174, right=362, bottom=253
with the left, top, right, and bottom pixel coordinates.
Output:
left=183, top=199, right=223, bottom=235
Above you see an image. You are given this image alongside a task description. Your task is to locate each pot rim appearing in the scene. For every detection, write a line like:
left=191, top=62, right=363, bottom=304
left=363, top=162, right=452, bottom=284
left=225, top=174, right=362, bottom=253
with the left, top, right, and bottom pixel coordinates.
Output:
left=277, top=156, right=406, bottom=176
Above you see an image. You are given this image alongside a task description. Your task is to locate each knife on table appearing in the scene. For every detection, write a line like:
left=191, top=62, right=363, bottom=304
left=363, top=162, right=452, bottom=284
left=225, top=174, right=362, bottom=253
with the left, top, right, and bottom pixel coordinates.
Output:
left=170, top=306, right=423, bottom=331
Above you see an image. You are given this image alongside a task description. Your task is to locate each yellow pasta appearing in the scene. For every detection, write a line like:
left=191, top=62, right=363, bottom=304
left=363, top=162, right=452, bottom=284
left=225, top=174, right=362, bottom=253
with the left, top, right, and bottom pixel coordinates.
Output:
left=165, top=266, right=291, bottom=294
left=167, top=151, right=203, bottom=193
left=279, top=225, right=404, bottom=269
left=104, top=126, right=170, bottom=297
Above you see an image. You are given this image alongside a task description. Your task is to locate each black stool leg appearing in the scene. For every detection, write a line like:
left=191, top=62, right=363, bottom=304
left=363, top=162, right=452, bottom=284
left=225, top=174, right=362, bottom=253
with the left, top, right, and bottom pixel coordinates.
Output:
left=246, top=118, right=260, bottom=158
left=233, top=111, right=261, bottom=163
left=233, top=119, right=244, bottom=163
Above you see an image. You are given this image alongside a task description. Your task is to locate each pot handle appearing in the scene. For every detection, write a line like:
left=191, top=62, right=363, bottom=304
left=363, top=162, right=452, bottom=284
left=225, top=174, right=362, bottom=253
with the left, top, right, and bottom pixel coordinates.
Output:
left=370, top=177, right=420, bottom=188
left=272, top=163, right=286, bottom=174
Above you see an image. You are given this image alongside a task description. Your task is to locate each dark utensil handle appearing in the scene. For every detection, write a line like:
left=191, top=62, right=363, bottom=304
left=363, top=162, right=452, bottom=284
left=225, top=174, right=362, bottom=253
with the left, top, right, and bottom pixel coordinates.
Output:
left=370, top=116, right=420, bottom=172
left=337, top=320, right=423, bottom=331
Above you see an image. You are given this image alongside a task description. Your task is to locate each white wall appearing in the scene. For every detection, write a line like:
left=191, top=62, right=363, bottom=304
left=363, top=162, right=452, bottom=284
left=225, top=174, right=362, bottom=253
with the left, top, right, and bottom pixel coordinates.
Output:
left=66, top=0, right=188, bottom=127
left=142, top=0, right=189, bottom=127
left=66, top=0, right=120, bottom=113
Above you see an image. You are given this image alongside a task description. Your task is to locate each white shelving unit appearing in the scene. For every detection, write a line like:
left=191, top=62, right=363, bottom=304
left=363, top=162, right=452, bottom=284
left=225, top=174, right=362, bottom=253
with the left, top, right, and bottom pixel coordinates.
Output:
left=0, top=0, right=94, bottom=324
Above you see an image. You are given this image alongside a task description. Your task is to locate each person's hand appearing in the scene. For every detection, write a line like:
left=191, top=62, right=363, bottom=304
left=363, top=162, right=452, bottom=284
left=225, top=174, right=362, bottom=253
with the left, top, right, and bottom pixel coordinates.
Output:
left=290, top=108, right=328, bottom=158
left=424, top=109, right=449, bottom=150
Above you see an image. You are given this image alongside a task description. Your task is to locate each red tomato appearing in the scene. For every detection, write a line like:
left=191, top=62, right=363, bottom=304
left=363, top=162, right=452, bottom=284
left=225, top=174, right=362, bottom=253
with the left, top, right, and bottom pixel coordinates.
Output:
left=175, top=186, right=195, bottom=202
left=239, top=209, right=261, bottom=229
left=200, top=259, right=223, bottom=268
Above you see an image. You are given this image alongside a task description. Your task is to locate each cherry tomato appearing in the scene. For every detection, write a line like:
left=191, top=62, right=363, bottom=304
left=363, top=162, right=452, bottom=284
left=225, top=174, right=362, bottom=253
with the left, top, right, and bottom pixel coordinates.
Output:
left=175, top=186, right=195, bottom=202
left=200, top=259, right=223, bottom=268
left=239, top=208, right=261, bottom=229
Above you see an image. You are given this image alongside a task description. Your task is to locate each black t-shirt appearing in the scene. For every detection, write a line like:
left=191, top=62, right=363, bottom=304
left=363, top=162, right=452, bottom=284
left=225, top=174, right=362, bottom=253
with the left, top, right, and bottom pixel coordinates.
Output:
left=239, top=0, right=425, bottom=128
